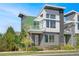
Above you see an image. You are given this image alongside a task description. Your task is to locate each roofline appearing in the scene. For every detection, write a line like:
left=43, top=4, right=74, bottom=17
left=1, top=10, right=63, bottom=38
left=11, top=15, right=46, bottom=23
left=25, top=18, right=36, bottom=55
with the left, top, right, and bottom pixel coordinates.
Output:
left=44, top=4, right=65, bottom=10
left=36, top=4, right=66, bottom=19
left=18, top=13, right=27, bottom=18
left=18, top=13, right=36, bottom=19
left=64, top=10, right=79, bottom=17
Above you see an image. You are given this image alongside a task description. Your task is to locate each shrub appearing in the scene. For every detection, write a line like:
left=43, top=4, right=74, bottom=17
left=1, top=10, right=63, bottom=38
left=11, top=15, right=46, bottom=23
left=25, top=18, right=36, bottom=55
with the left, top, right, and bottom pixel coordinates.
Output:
left=62, top=44, right=74, bottom=50
left=27, top=46, right=43, bottom=51
left=76, top=45, right=79, bottom=49
left=45, top=45, right=61, bottom=50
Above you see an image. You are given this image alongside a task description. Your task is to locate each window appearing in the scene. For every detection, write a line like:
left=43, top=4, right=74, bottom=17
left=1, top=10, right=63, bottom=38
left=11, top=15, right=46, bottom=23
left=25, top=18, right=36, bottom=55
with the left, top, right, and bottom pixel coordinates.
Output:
left=78, top=23, right=79, bottom=30
left=49, top=35, right=54, bottom=42
left=45, top=35, right=48, bottom=42
left=46, top=14, right=56, bottom=19
left=46, top=14, right=49, bottom=18
left=46, top=20, right=56, bottom=28
left=78, top=15, right=79, bottom=21
left=50, top=20, right=56, bottom=28
left=46, top=20, right=49, bottom=28
left=33, top=21, right=39, bottom=29
left=45, top=35, right=54, bottom=43
left=50, top=14, right=56, bottom=19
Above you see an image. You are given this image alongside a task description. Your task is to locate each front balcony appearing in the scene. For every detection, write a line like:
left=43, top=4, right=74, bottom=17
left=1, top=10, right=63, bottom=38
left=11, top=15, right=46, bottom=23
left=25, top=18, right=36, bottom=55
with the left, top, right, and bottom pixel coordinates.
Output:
left=64, top=30, right=72, bottom=34
left=28, top=26, right=44, bottom=33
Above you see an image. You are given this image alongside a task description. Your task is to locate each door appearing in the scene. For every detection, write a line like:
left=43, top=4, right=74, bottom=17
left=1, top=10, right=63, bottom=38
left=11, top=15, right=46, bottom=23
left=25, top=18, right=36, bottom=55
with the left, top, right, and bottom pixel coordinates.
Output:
left=35, top=35, right=39, bottom=46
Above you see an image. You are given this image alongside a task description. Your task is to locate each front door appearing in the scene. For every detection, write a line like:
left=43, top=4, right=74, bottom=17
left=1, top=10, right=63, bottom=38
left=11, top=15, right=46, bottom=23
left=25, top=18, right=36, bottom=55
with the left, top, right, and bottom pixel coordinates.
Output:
left=32, top=34, right=42, bottom=46
left=35, top=35, right=39, bottom=46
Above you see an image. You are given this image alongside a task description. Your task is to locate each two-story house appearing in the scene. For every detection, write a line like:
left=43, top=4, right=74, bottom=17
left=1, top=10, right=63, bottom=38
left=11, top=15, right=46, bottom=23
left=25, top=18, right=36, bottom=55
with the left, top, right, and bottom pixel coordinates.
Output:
left=64, top=10, right=78, bottom=47
left=28, top=4, right=65, bottom=48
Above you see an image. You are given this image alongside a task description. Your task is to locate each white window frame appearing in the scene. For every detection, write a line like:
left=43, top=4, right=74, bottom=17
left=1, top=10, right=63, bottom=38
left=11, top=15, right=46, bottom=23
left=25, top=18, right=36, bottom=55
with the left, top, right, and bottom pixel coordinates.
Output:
left=45, top=34, right=54, bottom=43
left=46, top=20, right=56, bottom=28
left=46, top=14, right=56, bottom=19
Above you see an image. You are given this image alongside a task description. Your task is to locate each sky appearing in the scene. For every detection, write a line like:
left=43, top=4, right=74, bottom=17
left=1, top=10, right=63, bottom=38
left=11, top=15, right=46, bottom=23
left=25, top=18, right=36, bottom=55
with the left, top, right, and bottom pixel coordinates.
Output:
left=0, top=3, right=79, bottom=33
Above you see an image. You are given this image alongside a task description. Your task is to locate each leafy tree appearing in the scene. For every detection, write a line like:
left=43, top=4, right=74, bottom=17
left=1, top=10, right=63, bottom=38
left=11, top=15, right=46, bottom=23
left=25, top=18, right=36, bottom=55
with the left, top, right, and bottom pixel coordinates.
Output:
left=0, top=34, right=9, bottom=51
left=20, top=28, right=27, bottom=39
left=21, top=37, right=32, bottom=51
left=3, top=26, right=18, bottom=51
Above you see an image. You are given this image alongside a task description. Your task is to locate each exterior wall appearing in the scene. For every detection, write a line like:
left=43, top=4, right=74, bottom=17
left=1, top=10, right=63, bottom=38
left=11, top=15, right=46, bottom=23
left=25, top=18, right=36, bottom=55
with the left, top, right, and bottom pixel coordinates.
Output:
left=32, top=9, right=61, bottom=33
left=40, top=33, right=59, bottom=48
left=65, top=13, right=79, bottom=34
left=45, top=9, right=60, bottom=21
left=42, top=20, right=60, bottom=32
left=29, top=6, right=65, bottom=47
left=65, top=14, right=75, bottom=21
left=59, top=10, right=64, bottom=45
left=64, top=13, right=77, bottom=47
left=75, top=14, right=79, bottom=34
left=68, top=25, right=76, bottom=47
left=42, top=9, right=60, bottom=33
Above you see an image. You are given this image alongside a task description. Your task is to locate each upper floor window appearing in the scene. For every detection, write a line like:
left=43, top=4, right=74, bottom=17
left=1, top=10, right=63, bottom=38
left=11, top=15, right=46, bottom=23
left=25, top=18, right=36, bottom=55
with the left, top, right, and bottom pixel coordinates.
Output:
left=46, top=20, right=56, bottom=28
left=78, top=15, right=79, bottom=21
left=33, top=21, right=39, bottom=29
left=46, top=14, right=56, bottom=19
left=50, top=14, right=56, bottom=19
left=46, top=14, right=49, bottom=18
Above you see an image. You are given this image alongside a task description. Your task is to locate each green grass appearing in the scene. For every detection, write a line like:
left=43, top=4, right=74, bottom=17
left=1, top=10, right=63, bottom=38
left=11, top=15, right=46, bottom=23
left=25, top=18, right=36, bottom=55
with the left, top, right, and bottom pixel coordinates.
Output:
left=0, top=50, right=79, bottom=56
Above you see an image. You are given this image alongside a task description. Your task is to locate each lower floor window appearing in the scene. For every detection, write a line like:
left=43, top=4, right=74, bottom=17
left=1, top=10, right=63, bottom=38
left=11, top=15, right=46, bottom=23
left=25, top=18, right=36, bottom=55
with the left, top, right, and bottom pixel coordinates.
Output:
left=78, top=23, right=79, bottom=29
left=45, top=34, right=54, bottom=43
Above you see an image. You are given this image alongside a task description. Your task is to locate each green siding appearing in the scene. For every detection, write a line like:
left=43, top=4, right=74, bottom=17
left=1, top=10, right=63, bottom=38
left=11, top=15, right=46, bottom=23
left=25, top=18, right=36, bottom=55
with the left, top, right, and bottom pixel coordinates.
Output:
left=22, top=16, right=35, bottom=31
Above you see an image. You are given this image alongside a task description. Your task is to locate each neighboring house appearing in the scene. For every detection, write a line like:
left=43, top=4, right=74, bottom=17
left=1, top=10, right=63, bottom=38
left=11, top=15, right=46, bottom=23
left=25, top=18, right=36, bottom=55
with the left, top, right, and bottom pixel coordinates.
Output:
left=28, top=4, right=65, bottom=48
left=64, top=10, right=79, bottom=47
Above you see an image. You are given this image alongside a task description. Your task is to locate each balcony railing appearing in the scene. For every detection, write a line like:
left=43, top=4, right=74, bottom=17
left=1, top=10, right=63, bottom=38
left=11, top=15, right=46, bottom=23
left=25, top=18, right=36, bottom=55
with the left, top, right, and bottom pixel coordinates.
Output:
left=32, top=25, right=40, bottom=29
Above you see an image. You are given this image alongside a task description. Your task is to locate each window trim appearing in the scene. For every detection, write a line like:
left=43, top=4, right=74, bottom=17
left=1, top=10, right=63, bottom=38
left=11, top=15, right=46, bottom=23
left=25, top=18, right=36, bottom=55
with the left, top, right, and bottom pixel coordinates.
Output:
left=50, top=14, right=56, bottom=19
left=45, top=34, right=54, bottom=43
left=46, top=14, right=56, bottom=19
left=33, top=21, right=39, bottom=29
left=78, top=23, right=79, bottom=30
left=46, top=14, right=49, bottom=18
left=46, top=20, right=56, bottom=28
left=78, top=15, right=79, bottom=21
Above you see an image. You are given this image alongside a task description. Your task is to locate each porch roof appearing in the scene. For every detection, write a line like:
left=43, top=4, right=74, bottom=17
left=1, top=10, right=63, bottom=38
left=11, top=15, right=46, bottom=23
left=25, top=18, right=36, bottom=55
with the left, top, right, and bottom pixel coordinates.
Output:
left=28, top=29, right=43, bottom=34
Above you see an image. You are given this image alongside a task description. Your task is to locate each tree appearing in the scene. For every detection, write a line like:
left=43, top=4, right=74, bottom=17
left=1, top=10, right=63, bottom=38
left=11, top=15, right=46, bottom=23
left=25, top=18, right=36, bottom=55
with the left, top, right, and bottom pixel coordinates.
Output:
left=21, top=37, right=32, bottom=51
left=20, top=28, right=27, bottom=39
left=3, top=26, right=18, bottom=51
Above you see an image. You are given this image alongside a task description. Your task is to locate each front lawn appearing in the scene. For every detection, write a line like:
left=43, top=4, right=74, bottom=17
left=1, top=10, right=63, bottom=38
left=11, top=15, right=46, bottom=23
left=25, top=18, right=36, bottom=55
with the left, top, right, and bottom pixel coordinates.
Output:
left=0, top=50, right=79, bottom=56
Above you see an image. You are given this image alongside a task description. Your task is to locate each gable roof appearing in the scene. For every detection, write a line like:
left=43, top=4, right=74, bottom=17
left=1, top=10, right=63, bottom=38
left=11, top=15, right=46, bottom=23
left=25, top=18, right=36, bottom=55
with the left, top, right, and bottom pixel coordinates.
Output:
left=64, top=10, right=79, bottom=17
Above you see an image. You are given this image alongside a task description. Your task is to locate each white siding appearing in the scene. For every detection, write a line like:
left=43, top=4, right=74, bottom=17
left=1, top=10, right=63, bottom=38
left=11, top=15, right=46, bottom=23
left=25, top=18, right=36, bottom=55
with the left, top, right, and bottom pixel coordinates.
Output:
left=75, top=14, right=79, bottom=33
left=40, top=34, right=59, bottom=47
left=42, top=9, right=60, bottom=32
left=33, top=9, right=60, bottom=33
left=65, top=13, right=79, bottom=34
